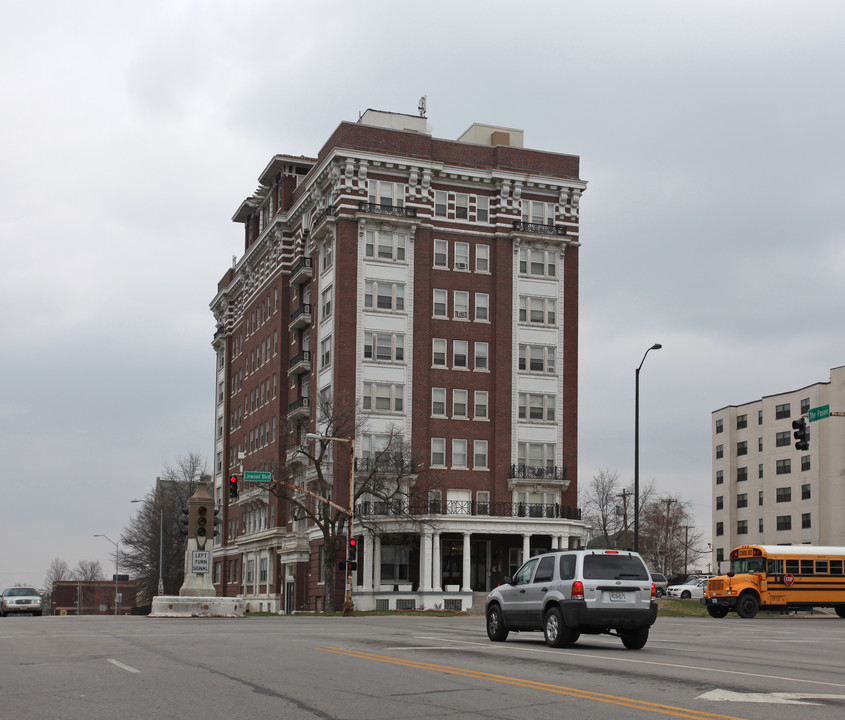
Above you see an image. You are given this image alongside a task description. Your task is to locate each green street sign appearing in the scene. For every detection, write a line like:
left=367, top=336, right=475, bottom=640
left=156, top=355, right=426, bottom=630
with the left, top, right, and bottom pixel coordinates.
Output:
left=244, top=471, right=272, bottom=483
left=809, top=405, right=830, bottom=422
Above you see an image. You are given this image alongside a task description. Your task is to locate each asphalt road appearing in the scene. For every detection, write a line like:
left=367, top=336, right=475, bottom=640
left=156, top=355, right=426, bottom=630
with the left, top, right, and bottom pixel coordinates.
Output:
left=2, top=612, right=845, bottom=719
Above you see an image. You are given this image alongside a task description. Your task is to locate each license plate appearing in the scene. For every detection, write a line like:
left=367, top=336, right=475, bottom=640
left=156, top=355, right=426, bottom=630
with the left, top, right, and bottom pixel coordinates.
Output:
left=609, top=591, right=627, bottom=602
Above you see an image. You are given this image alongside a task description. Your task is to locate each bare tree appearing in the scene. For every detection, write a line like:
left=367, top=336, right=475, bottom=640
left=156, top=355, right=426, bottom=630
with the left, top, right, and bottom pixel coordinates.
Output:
left=74, top=560, right=103, bottom=582
left=44, top=558, right=71, bottom=590
left=120, top=453, right=208, bottom=603
left=638, top=495, right=706, bottom=575
left=580, top=469, right=622, bottom=545
left=267, top=392, right=425, bottom=612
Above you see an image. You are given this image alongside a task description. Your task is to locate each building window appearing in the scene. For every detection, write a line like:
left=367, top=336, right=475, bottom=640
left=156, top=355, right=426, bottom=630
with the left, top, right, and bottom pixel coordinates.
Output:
left=518, top=247, right=557, bottom=277
left=776, top=459, right=791, bottom=475
left=716, top=522, right=723, bottom=536
left=802, top=513, right=812, bottom=529
left=320, top=336, right=332, bottom=368
left=759, top=464, right=764, bottom=479
left=455, top=194, right=469, bottom=220
left=758, top=437, right=763, bottom=452
left=716, top=496, right=723, bottom=510
left=453, top=340, right=468, bottom=369
left=474, top=440, right=489, bottom=469
left=802, top=483, right=811, bottom=500
left=476, top=243, right=490, bottom=272
left=365, top=281, right=405, bottom=311
left=364, top=331, right=404, bottom=362
left=737, top=520, right=748, bottom=535
left=365, top=230, right=406, bottom=261
left=432, top=388, right=446, bottom=416
left=517, top=442, right=556, bottom=470
left=737, top=493, right=748, bottom=508
left=759, top=518, right=764, bottom=533
left=432, top=338, right=447, bottom=367
left=474, top=342, right=489, bottom=371
left=321, top=287, right=332, bottom=319
left=715, top=419, right=723, bottom=434
left=518, top=344, right=556, bottom=373
left=476, top=196, right=489, bottom=223
left=452, top=389, right=468, bottom=419
left=518, top=392, right=556, bottom=421
left=362, top=382, right=404, bottom=412
left=320, top=240, right=333, bottom=271
left=801, top=397, right=810, bottom=415
left=452, top=439, right=468, bottom=468
left=434, top=239, right=448, bottom=268
left=801, top=455, right=811, bottom=472
left=776, top=487, right=791, bottom=503
left=737, top=414, right=747, bottom=430
left=716, top=469, right=724, bottom=485
left=775, top=431, right=790, bottom=447
left=454, top=291, right=469, bottom=319
left=759, top=491, right=764, bottom=506
left=715, top=444, right=723, bottom=459
left=474, top=391, right=489, bottom=420
left=434, top=190, right=447, bottom=217
left=475, top=293, right=489, bottom=321
left=777, top=515, right=792, bottom=531
left=519, top=296, right=556, bottom=325
left=522, top=200, right=555, bottom=226
left=737, top=441, right=747, bottom=456
left=433, top=289, right=447, bottom=318
left=737, top=467, right=748, bottom=482
left=369, top=181, right=404, bottom=208
left=758, top=409, right=763, bottom=425
left=431, top=438, right=446, bottom=467
left=454, top=241, right=470, bottom=269
left=476, top=490, right=490, bottom=515
left=775, top=403, right=791, bottom=420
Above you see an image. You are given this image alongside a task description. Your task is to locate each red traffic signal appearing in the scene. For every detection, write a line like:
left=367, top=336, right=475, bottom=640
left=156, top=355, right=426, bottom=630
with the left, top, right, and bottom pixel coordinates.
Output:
left=229, top=474, right=239, bottom=500
left=197, top=505, right=209, bottom=536
left=349, top=537, right=357, bottom=561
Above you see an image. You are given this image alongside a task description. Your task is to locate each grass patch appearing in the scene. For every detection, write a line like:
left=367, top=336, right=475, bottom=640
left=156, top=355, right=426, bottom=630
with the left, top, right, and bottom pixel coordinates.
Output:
left=656, top=597, right=710, bottom=617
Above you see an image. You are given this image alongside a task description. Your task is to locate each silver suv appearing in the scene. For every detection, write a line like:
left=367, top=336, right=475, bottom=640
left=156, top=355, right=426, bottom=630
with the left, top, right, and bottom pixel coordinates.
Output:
left=485, top=549, right=658, bottom=649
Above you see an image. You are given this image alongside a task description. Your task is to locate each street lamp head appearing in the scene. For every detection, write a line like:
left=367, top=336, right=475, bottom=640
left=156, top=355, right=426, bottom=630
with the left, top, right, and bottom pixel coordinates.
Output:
left=651, top=343, right=663, bottom=350
left=305, top=433, right=323, bottom=441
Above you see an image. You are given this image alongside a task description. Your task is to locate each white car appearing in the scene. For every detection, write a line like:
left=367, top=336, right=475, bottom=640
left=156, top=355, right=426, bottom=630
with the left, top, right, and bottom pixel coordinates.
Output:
left=1, top=587, right=43, bottom=616
left=666, top=578, right=709, bottom=599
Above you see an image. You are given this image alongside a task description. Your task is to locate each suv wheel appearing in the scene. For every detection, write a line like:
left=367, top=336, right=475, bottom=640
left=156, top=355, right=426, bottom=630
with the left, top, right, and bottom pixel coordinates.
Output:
left=543, top=607, right=573, bottom=648
left=486, top=604, right=509, bottom=642
left=620, top=626, right=649, bottom=650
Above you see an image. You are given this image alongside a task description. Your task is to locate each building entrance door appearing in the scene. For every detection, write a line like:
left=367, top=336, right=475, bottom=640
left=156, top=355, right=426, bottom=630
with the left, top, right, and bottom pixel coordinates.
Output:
left=470, top=540, right=489, bottom=591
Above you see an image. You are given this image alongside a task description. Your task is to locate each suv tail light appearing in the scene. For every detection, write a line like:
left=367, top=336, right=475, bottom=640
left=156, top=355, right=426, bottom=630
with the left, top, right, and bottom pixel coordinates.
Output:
left=650, top=583, right=656, bottom=599
left=571, top=580, right=584, bottom=600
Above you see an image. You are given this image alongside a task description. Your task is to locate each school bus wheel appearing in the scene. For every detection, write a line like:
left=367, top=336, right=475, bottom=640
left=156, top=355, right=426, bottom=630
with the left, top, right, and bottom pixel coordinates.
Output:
left=707, top=605, right=729, bottom=619
left=736, top=592, right=760, bottom=619
left=835, top=606, right=845, bottom=619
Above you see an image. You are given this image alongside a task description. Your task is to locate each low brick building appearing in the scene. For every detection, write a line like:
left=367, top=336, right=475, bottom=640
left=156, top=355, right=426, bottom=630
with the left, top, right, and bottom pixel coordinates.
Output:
left=52, top=577, right=138, bottom=615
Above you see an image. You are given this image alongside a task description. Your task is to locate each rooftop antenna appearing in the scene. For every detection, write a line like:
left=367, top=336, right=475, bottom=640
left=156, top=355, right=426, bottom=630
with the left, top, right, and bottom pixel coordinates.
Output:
left=418, top=95, right=427, bottom=118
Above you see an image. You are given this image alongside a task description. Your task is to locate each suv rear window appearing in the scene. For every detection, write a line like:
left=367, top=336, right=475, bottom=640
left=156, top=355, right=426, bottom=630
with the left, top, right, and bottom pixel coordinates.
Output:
left=583, top=554, right=649, bottom=580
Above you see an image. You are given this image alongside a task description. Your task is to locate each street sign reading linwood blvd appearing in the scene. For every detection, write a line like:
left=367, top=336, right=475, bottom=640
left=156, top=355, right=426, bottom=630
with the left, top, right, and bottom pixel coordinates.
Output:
left=244, top=471, right=272, bottom=482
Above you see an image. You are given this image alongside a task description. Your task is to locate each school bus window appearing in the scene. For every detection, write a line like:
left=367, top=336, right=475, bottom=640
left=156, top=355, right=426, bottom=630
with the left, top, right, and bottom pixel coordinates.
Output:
left=800, top=560, right=813, bottom=574
left=768, top=559, right=783, bottom=574
left=832, top=560, right=843, bottom=574
left=786, top=559, right=799, bottom=574
left=816, top=561, right=828, bottom=573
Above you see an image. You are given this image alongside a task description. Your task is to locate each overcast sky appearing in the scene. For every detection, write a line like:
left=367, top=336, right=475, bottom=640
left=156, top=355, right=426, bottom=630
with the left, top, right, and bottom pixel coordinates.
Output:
left=3, top=1, right=845, bottom=589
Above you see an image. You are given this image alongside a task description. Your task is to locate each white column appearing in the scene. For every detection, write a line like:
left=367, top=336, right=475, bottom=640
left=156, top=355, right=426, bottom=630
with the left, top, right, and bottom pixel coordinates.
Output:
left=523, top=534, right=531, bottom=562
left=420, top=530, right=433, bottom=591
left=432, top=533, right=442, bottom=591
left=374, top=534, right=382, bottom=590
left=461, top=532, right=472, bottom=592
left=363, top=531, right=374, bottom=591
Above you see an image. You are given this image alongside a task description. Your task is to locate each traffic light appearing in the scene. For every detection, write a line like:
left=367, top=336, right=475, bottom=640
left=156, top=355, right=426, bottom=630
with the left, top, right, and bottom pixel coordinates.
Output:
left=213, top=508, right=221, bottom=538
left=178, top=507, right=189, bottom=536
left=229, top=474, right=239, bottom=500
left=793, top=417, right=810, bottom=451
left=197, top=505, right=209, bottom=538
left=348, top=538, right=357, bottom=563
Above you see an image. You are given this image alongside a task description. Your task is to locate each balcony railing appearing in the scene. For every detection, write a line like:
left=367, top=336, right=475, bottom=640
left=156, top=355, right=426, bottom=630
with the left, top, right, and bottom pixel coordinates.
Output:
left=287, top=396, right=310, bottom=420
left=512, top=220, right=567, bottom=236
left=509, top=465, right=566, bottom=481
left=290, top=257, right=312, bottom=285
left=354, top=457, right=416, bottom=473
left=288, top=303, right=311, bottom=330
left=358, top=201, right=417, bottom=218
left=311, top=205, right=336, bottom=232
left=288, top=350, right=311, bottom=375
left=356, top=499, right=580, bottom=520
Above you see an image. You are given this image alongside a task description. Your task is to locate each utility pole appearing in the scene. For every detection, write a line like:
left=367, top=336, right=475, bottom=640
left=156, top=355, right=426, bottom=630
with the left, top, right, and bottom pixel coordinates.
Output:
left=617, top=489, right=630, bottom=549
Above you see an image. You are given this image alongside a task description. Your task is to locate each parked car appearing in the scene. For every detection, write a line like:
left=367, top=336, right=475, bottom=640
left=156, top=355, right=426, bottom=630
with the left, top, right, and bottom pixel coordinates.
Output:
left=651, top=573, right=668, bottom=597
left=1, top=587, right=43, bottom=616
left=666, top=577, right=709, bottom=599
left=486, top=549, right=658, bottom=650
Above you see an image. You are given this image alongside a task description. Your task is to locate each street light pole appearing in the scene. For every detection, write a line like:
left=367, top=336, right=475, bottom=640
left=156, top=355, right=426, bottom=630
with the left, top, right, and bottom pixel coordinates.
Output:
left=634, top=343, right=662, bottom=553
left=93, top=533, right=119, bottom=615
left=305, top=432, right=355, bottom=616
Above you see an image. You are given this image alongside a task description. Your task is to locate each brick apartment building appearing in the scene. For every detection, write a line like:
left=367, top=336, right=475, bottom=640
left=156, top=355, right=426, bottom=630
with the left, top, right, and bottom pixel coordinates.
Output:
left=209, top=109, right=588, bottom=612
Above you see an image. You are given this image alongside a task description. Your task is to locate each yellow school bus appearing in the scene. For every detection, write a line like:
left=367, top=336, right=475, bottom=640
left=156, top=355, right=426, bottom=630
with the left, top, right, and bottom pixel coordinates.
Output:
left=702, top=544, right=845, bottom=619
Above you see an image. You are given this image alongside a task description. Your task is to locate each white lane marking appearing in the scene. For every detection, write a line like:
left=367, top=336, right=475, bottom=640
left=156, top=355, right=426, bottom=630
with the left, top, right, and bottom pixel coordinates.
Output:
left=698, top=689, right=845, bottom=706
left=412, top=635, right=845, bottom=690
left=107, top=659, right=140, bottom=673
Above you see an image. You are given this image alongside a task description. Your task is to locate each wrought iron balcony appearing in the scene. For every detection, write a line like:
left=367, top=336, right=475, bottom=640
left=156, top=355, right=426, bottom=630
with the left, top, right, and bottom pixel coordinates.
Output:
left=311, top=205, right=336, bottom=233
left=509, top=464, right=566, bottom=481
left=288, top=350, right=311, bottom=376
left=512, top=220, right=567, bottom=236
left=290, top=257, right=312, bottom=285
left=288, top=303, right=311, bottom=330
left=287, top=396, right=310, bottom=420
left=355, top=498, right=580, bottom=521
left=358, top=201, right=417, bottom=219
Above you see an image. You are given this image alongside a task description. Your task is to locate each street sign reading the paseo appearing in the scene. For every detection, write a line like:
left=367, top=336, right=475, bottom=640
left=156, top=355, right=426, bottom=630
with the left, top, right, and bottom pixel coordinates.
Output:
left=809, top=405, right=830, bottom=422
left=244, top=471, right=272, bottom=483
